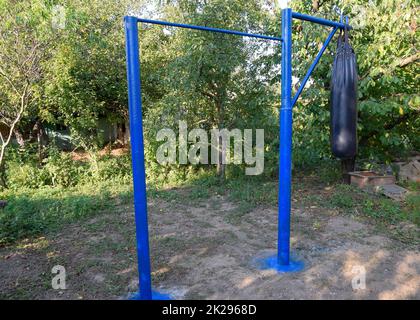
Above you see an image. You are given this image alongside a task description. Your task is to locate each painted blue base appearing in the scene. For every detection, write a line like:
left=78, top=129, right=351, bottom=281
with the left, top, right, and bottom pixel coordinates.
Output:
left=255, top=254, right=304, bottom=273
left=129, top=291, right=172, bottom=300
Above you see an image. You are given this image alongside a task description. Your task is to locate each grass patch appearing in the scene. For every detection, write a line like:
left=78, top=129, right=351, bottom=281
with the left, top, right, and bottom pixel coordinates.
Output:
left=227, top=178, right=277, bottom=207
left=0, top=180, right=133, bottom=245
left=327, top=184, right=359, bottom=209
left=1, top=156, right=418, bottom=247
left=324, top=183, right=419, bottom=227
left=316, top=182, right=420, bottom=245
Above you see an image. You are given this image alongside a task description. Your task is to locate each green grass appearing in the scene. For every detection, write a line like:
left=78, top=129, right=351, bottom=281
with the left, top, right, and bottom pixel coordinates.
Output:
left=1, top=160, right=418, bottom=246
left=0, top=179, right=133, bottom=245
left=323, top=183, right=420, bottom=227
left=405, top=193, right=420, bottom=224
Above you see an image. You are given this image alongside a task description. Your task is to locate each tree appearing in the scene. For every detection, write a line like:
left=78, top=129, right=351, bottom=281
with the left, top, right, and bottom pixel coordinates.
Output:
left=144, top=0, right=277, bottom=178
left=277, top=0, right=419, bottom=166
left=0, top=0, right=53, bottom=188
left=43, top=0, right=151, bottom=151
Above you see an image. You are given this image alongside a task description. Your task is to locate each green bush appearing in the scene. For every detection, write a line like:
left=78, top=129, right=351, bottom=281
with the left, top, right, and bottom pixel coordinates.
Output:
left=84, top=154, right=133, bottom=184
left=7, top=162, right=50, bottom=189
left=6, top=146, right=85, bottom=189
left=5, top=146, right=134, bottom=190
left=43, top=149, right=85, bottom=187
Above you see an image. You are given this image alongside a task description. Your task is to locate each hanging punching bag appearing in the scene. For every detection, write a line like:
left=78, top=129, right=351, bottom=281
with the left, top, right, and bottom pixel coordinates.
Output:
left=330, top=24, right=358, bottom=160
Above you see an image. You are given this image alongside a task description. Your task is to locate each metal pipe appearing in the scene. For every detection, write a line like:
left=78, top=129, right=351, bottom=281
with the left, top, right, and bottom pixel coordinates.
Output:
left=292, top=12, right=351, bottom=30
left=292, top=27, right=338, bottom=107
left=124, top=16, right=152, bottom=300
left=137, top=18, right=282, bottom=42
left=278, top=7, right=293, bottom=266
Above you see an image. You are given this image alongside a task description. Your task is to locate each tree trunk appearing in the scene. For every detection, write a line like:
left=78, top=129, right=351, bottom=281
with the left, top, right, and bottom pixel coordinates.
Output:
left=13, top=128, right=25, bottom=148
left=0, top=149, right=7, bottom=189
left=217, top=134, right=226, bottom=178
left=117, top=122, right=130, bottom=146
left=33, top=121, right=47, bottom=165
left=124, top=120, right=130, bottom=145
left=216, top=99, right=225, bottom=179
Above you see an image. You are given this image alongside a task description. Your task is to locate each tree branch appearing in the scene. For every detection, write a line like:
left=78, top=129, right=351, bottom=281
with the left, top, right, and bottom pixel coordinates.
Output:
left=0, top=66, right=20, bottom=95
left=398, top=52, right=420, bottom=68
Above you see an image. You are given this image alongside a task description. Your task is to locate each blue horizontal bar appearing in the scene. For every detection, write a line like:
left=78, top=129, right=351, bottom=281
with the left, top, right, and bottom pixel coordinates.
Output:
left=292, top=12, right=352, bottom=30
left=136, top=18, right=282, bottom=42
left=292, top=27, right=338, bottom=107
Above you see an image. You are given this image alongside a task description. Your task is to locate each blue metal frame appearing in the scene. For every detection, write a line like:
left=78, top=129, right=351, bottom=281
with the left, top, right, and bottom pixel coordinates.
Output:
left=124, top=8, right=351, bottom=300
left=137, top=18, right=283, bottom=42
left=278, top=8, right=293, bottom=267
left=292, top=12, right=351, bottom=30
left=124, top=16, right=152, bottom=300
left=292, top=26, right=338, bottom=107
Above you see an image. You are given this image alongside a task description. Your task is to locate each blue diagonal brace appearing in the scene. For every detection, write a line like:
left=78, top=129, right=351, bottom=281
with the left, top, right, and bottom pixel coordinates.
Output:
left=292, top=27, right=338, bottom=108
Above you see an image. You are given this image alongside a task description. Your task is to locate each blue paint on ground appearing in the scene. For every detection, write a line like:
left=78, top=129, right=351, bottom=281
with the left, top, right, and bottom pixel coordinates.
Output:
left=129, top=291, right=172, bottom=300
left=255, top=254, right=305, bottom=273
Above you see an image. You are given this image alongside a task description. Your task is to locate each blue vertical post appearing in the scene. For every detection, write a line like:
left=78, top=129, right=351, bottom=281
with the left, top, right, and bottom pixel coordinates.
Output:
left=278, top=7, right=293, bottom=267
left=124, top=16, right=152, bottom=300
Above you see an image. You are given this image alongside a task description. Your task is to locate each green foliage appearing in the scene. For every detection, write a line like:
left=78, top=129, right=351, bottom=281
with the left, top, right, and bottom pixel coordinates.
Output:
left=1, top=0, right=419, bottom=246
left=325, top=183, right=419, bottom=228
left=0, top=0, right=58, bottom=187
left=290, top=0, right=419, bottom=163
left=5, top=146, right=132, bottom=190
left=42, top=0, right=137, bottom=149
left=405, top=193, right=420, bottom=225
left=362, top=197, right=403, bottom=223
left=329, top=187, right=357, bottom=209
left=1, top=149, right=418, bottom=245
left=2, top=0, right=419, bottom=183
left=139, top=0, right=280, bottom=177
left=227, top=177, right=277, bottom=207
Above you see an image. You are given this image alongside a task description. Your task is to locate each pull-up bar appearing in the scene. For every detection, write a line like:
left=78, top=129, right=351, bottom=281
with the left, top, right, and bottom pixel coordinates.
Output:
left=137, top=18, right=283, bottom=42
left=124, top=7, right=351, bottom=300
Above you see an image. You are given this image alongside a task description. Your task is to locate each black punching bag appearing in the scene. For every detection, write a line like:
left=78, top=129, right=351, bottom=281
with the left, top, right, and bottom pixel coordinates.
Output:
left=330, top=26, right=358, bottom=160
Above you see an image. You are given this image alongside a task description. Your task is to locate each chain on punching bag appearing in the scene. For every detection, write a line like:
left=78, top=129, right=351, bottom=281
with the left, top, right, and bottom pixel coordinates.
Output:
left=330, top=23, right=358, bottom=160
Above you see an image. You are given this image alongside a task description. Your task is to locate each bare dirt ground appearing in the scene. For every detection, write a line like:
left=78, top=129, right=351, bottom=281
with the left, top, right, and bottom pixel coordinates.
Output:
left=0, top=185, right=419, bottom=300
